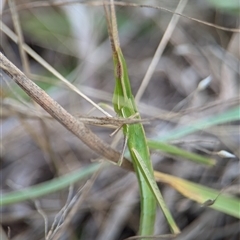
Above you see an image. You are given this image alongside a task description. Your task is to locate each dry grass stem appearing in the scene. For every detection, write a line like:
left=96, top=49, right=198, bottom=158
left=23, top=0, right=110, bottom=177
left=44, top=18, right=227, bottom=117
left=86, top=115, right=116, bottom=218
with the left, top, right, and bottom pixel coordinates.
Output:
left=0, top=52, right=133, bottom=171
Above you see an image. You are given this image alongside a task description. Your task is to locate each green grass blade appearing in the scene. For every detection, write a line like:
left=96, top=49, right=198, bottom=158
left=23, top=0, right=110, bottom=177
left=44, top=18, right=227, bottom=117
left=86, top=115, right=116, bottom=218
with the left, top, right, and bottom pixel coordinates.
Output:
left=1, top=163, right=100, bottom=206
left=156, top=106, right=240, bottom=142
left=147, top=140, right=216, bottom=166
left=154, top=171, right=240, bottom=218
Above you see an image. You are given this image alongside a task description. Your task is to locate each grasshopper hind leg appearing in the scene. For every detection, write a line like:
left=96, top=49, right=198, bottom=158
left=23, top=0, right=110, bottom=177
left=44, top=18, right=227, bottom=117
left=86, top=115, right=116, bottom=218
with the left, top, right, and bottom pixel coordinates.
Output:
left=118, top=135, right=128, bottom=166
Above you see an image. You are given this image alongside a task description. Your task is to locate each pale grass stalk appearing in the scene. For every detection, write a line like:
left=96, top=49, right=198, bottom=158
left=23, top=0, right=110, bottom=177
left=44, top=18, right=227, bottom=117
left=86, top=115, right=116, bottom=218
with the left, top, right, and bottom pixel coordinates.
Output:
left=135, top=0, right=189, bottom=103
left=0, top=22, right=111, bottom=117
left=8, top=0, right=30, bottom=74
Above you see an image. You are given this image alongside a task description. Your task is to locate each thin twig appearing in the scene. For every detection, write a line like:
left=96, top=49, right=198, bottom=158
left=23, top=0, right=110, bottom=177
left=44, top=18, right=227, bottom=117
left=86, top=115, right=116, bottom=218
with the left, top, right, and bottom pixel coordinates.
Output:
left=46, top=185, right=74, bottom=239
left=35, top=200, right=48, bottom=239
left=51, top=164, right=104, bottom=240
left=2, top=1, right=239, bottom=33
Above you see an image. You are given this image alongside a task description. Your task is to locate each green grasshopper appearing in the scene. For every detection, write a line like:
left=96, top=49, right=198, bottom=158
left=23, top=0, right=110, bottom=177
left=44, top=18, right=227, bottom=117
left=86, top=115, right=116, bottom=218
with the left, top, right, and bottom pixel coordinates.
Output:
left=104, top=0, right=180, bottom=236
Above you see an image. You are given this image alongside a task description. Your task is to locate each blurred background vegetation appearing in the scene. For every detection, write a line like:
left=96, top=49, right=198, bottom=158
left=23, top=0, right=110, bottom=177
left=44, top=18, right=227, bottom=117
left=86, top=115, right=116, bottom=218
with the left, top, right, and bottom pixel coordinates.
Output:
left=1, top=0, right=239, bottom=239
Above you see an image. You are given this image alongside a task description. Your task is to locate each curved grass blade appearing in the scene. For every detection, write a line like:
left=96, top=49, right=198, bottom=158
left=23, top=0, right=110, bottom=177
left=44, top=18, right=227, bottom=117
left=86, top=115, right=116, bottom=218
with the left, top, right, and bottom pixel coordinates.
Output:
left=156, top=106, right=240, bottom=142
left=1, top=163, right=100, bottom=206
left=147, top=140, right=216, bottom=166
left=154, top=171, right=240, bottom=219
